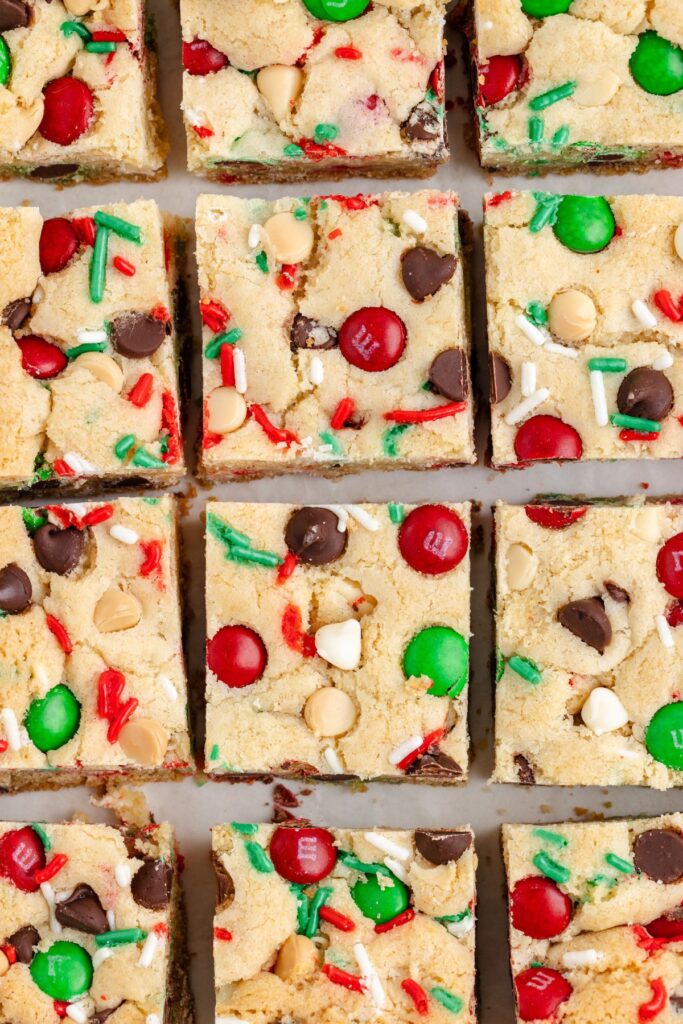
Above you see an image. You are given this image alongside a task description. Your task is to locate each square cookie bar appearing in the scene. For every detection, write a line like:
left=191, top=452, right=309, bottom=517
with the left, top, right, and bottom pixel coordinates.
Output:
left=180, top=0, right=448, bottom=184
left=197, top=191, right=473, bottom=480
left=205, top=501, right=471, bottom=782
left=468, top=0, right=683, bottom=174
left=1, top=199, right=184, bottom=493
left=485, top=191, right=683, bottom=467
left=0, top=817, right=192, bottom=1024
left=503, top=816, right=683, bottom=1024
left=213, top=822, right=476, bottom=1023
left=0, top=0, right=167, bottom=183
left=0, top=496, right=192, bottom=791
left=494, top=500, right=683, bottom=789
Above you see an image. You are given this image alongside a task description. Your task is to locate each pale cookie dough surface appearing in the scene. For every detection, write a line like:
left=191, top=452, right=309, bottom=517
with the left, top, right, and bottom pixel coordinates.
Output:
left=503, top=816, right=683, bottom=1024
left=0, top=199, right=184, bottom=490
left=205, top=501, right=471, bottom=781
left=0, top=819, right=178, bottom=1024
left=485, top=191, right=683, bottom=466
left=197, top=191, right=473, bottom=479
left=494, top=501, right=683, bottom=788
left=213, top=823, right=476, bottom=1024
left=0, top=496, right=192, bottom=789
left=472, top=0, right=683, bottom=170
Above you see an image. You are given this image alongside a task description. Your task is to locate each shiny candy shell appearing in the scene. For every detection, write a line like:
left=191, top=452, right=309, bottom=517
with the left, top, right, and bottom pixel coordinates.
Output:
left=478, top=55, right=524, bottom=106
left=303, top=0, right=370, bottom=21
left=515, top=967, right=572, bottom=1022
left=521, top=0, right=572, bottom=12
left=630, top=31, right=683, bottom=96
left=30, top=941, right=93, bottom=1002
left=656, top=533, right=683, bottom=598
left=39, top=77, right=94, bottom=146
left=17, top=336, right=68, bottom=380
left=39, top=217, right=79, bottom=275
left=352, top=869, right=409, bottom=924
left=552, top=196, right=616, bottom=255
left=182, top=37, right=229, bottom=75
left=339, top=307, right=406, bottom=372
left=207, top=625, right=267, bottom=688
left=24, top=684, right=81, bottom=752
left=646, top=702, right=683, bottom=769
left=514, top=415, right=583, bottom=462
left=511, top=876, right=572, bottom=939
left=398, top=505, right=468, bottom=575
left=403, top=626, right=469, bottom=697
left=0, top=826, right=46, bottom=892
left=269, top=826, right=337, bottom=883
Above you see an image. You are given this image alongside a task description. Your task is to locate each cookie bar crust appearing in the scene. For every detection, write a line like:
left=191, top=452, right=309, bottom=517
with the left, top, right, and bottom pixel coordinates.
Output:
left=205, top=501, right=471, bottom=783
left=485, top=191, right=683, bottom=467
left=468, top=0, right=683, bottom=175
left=0, top=496, right=193, bottom=792
left=213, top=822, right=476, bottom=1024
left=503, top=816, right=683, bottom=1024
left=197, top=191, right=474, bottom=480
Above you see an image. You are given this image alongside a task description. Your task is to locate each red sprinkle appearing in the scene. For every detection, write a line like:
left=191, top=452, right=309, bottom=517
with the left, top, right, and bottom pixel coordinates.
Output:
left=321, top=963, right=365, bottom=993
left=34, top=853, right=68, bottom=885
left=203, top=429, right=223, bottom=450
left=335, top=45, right=362, bottom=60
left=46, top=505, right=80, bottom=529
left=666, top=601, right=683, bottom=627
left=107, top=697, right=139, bottom=743
left=281, top=603, right=316, bottom=658
left=328, top=228, right=343, bottom=240
left=54, top=1001, right=69, bottom=1018
left=160, top=391, right=181, bottom=465
left=249, top=404, right=300, bottom=448
left=297, top=138, right=347, bottom=162
left=72, top=216, right=96, bottom=246
left=0, top=740, right=8, bottom=754
left=113, top=255, right=136, bottom=277
left=330, top=397, right=355, bottom=430
left=276, top=552, right=298, bottom=585
left=53, top=459, right=75, bottom=478
left=200, top=300, right=230, bottom=333
left=220, top=344, right=235, bottom=387
left=82, top=504, right=114, bottom=527
left=213, top=927, right=233, bottom=942
left=140, top=539, right=162, bottom=578
left=384, top=401, right=466, bottom=423
left=127, top=373, right=154, bottom=408
left=429, top=61, right=444, bottom=102
left=193, top=124, right=214, bottom=139
left=486, top=190, right=513, bottom=208
left=46, top=614, right=72, bottom=655
left=150, top=304, right=170, bottom=324
left=90, top=29, right=127, bottom=42
left=276, top=264, right=298, bottom=291
left=620, top=429, right=660, bottom=443
left=375, top=908, right=415, bottom=933
left=638, top=979, right=668, bottom=1022
left=153, top=922, right=169, bottom=937
left=1, top=943, right=16, bottom=964
left=633, top=925, right=669, bottom=955
left=97, top=669, right=125, bottom=720
left=397, top=727, right=445, bottom=771
left=323, top=194, right=376, bottom=211
left=654, top=290, right=681, bottom=323
left=402, top=978, right=429, bottom=1016
left=319, top=905, right=356, bottom=932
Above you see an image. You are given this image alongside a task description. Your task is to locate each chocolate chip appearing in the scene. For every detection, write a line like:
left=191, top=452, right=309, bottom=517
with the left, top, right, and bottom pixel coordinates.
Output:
left=514, top=754, right=535, bottom=785
left=558, top=597, right=612, bottom=653
left=428, top=348, right=468, bottom=402
left=290, top=314, right=337, bottom=352
left=670, top=994, right=683, bottom=1014
left=401, top=246, right=457, bottom=302
left=33, top=523, right=84, bottom=575
left=490, top=353, right=512, bottom=404
left=212, top=852, right=234, bottom=910
left=0, top=0, right=29, bottom=31
left=285, top=507, right=348, bottom=565
left=91, top=1008, right=119, bottom=1024
left=617, top=367, right=673, bottom=422
left=55, top=883, right=108, bottom=934
left=29, top=164, right=80, bottom=179
left=279, top=759, right=320, bottom=777
left=604, top=581, right=630, bottom=604
left=406, top=749, right=463, bottom=779
left=2, top=297, right=31, bottom=332
left=131, top=859, right=172, bottom=910
left=111, top=312, right=166, bottom=359
left=402, top=101, right=441, bottom=141
left=7, top=925, right=39, bottom=963
left=414, top=829, right=472, bottom=865
left=634, top=829, right=683, bottom=883
left=0, top=563, right=32, bottom=613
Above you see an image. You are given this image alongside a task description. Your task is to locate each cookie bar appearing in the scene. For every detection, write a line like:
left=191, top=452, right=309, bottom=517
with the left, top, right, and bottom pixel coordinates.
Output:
left=0, top=0, right=167, bottom=183
left=213, top=822, right=476, bottom=1023
left=0, top=817, right=192, bottom=1024
left=0, top=495, right=193, bottom=791
left=468, top=0, right=683, bottom=174
left=503, top=815, right=683, bottom=1024
left=485, top=191, right=683, bottom=467
left=197, top=191, right=473, bottom=480
left=493, top=499, right=683, bottom=789
left=1, top=199, right=184, bottom=493
left=205, top=501, right=471, bottom=782
left=180, top=0, right=448, bottom=184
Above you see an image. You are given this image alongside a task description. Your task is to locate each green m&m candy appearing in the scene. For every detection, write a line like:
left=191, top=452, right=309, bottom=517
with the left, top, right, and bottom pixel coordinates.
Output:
left=0, top=38, right=10, bottom=87
left=521, top=0, right=572, bottom=15
left=629, top=31, right=683, bottom=96
left=646, top=702, right=683, bottom=769
left=303, top=0, right=370, bottom=21
left=351, top=869, right=409, bottom=924
left=30, top=941, right=93, bottom=1001
left=25, top=684, right=81, bottom=752
left=403, top=626, right=469, bottom=698
left=552, top=195, right=616, bottom=254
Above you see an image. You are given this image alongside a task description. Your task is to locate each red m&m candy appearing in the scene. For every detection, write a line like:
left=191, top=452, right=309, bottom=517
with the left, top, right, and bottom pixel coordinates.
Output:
left=398, top=505, right=468, bottom=575
left=514, top=415, right=583, bottom=462
left=478, top=55, right=524, bottom=106
left=269, top=826, right=337, bottom=883
left=39, top=77, right=94, bottom=146
left=0, top=825, right=46, bottom=892
left=657, top=533, right=683, bottom=599
left=511, top=876, right=572, bottom=938
left=524, top=505, right=588, bottom=530
left=339, top=307, right=406, bottom=372
left=17, top=336, right=68, bottom=380
left=646, top=909, right=683, bottom=940
left=207, top=625, right=267, bottom=688
left=182, top=38, right=229, bottom=75
left=39, top=218, right=79, bottom=275
left=515, top=967, right=572, bottom=1021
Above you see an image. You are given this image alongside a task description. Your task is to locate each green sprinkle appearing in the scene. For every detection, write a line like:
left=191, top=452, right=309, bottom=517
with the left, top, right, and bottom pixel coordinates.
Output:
left=284, top=143, right=304, bottom=158
left=314, top=123, right=339, bottom=143
left=529, top=81, right=576, bottom=111
left=382, top=422, right=410, bottom=458
left=96, top=928, right=147, bottom=948
left=293, top=206, right=308, bottom=220
left=528, top=116, right=544, bottom=144
left=209, top=744, right=220, bottom=761
left=94, top=211, right=142, bottom=244
left=338, top=850, right=390, bottom=876
left=22, top=508, right=47, bottom=534
left=207, top=514, right=250, bottom=549
left=305, top=886, right=332, bottom=938
left=431, top=987, right=464, bottom=1015
left=85, top=40, right=116, bottom=53
left=438, top=908, right=471, bottom=925
left=529, top=193, right=561, bottom=233
left=587, top=357, right=627, bottom=373
left=611, top=413, right=661, bottom=433
left=89, top=226, right=109, bottom=304
left=605, top=852, right=635, bottom=874
left=291, top=884, right=310, bottom=932
left=61, top=20, right=91, bottom=40
left=526, top=301, right=547, bottom=327
left=66, top=342, right=107, bottom=360
left=318, top=431, right=344, bottom=458
left=205, top=329, right=242, bottom=359
left=426, top=87, right=438, bottom=103
left=533, top=828, right=568, bottom=848
left=244, top=840, right=274, bottom=873
left=495, top=649, right=505, bottom=683
left=114, top=434, right=136, bottom=460
left=388, top=502, right=405, bottom=525
left=508, top=655, right=542, bottom=685
left=552, top=125, right=570, bottom=148
left=228, top=545, right=284, bottom=568
left=131, top=447, right=165, bottom=469
left=32, top=453, right=54, bottom=483
left=231, top=821, right=258, bottom=835
left=587, top=874, right=617, bottom=888
left=533, top=851, right=570, bottom=884
left=31, top=824, right=52, bottom=851
left=0, top=37, right=9, bottom=87
left=255, top=250, right=269, bottom=273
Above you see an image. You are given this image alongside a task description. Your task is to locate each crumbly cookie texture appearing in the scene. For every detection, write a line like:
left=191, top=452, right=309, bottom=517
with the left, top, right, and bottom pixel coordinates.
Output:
left=213, top=823, right=476, bottom=1024
left=0, top=199, right=184, bottom=493
left=0, top=0, right=167, bottom=183
left=494, top=500, right=683, bottom=789
left=205, top=501, right=471, bottom=782
left=180, top=0, right=448, bottom=183
left=503, top=815, right=683, bottom=1024
left=197, top=191, right=473, bottom=480
left=485, top=191, right=683, bottom=467
left=0, top=496, right=192, bottom=791
left=0, top=818, right=192, bottom=1024
left=470, top=0, right=683, bottom=173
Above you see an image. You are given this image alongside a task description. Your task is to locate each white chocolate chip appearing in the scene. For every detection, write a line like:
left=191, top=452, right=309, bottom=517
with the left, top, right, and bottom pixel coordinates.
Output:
left=73, top=352, right=124, bottom=393
left=207, top=387, right=247, bottom=433
left=93, top=587, right=142, bottom=632
left=304, top=687, right=357, bottom=737
left=274, top=935, right=319, bottom=981
left=64, top=0, right=98, bottom=12
left=506, top=543, right=537, bottom=591
left=315, top=619, right=361, bottom=670
left=256, top=65, right=304, bottom=122
left=263, top=212, right=314, bottom=264
left=0, top=93, right=44, bottom=153
left=573, top=69, right=620, bottom=107
left=580, top=687, right=629, bottom=736
left=118, top=718, right=169, bottom=766
left=548, top=290, right=597, bottom=342
left=632, top=506, right=660, bottom=543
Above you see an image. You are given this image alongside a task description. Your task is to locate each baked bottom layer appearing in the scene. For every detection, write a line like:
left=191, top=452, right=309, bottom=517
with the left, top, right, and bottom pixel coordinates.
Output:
left=193, top=152, right=447, bottom=185
left=199, top=456, right=475, bottom=483
left=480, top=145, right=683, bottom=177
left=0, top=764, right=194, bottom=794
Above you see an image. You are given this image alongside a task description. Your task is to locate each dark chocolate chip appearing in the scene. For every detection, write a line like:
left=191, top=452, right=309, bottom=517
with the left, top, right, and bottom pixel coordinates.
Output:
left=285, top=507, right=348, bottom=565
left=33, top=523, right=84, bottom=575
left=0, top=0, right=29, bottom=31
left=212, top=852, right=234, bottom=910
left=131, top=859, right=172, bottom=910
left=7, top=925, right=39, bottom=963
left=617, top=367, right=673, bottom=422
left=406, top=748, right=463, bottom=779
left=402, top=101, right=441, bottom=141
left=604, top=581, right=630, bottom=604
left=111, top=312, right=166, bottom=359
left=55, top=883, right=108, bottom=934
left=633, top=829, right=683, bottom=883
left=489, top=353, right=512, bottom=405
left=2, top=297, right=32, bottom=332
left=91, top=1008, right=119, bottom=1024
left=289, top=314, right=338, bottom=352
left=0, top=563, right=32, bottom=613
left=428, top=348, right=469, bottom=402
left=557, top=597, right=612, bottom=653
left=670, top=994, right=683, bottom=1014
left=401, top=246, right=457, bottom=303
left=514, top=754, right=535, bottom=785
left=414, top=829, right=472, bottom=865
left=29, top=164, right=80, bottom=179
left=279, top=759, right=320, bottom=777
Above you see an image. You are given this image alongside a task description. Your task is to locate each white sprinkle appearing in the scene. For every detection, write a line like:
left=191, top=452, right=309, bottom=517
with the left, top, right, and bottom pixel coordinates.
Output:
left=92, top=947, right=114, bottom=970
left=520, top=362, right=536, bottom=397
left=77, top=328, right=108, bottom=345
left=656, top=613, right=674, bottom=649
left=233, top=348, right=247, bottom=394
left=316, top=505, right=348, bottom=531
left=115, top=863, right=132, bottom=887
left=589, top=370, right=609, bottom=427
left=402, top=209, right=428, bottom=235
left=55, top=887, right=74, bottom=902
left=32, top=283, right=45, bottom=304
left=446, top=914, right=473, bottom=938
left=248, top=224, right=262, bottom=249
left=159, top=674, right=178, bottom=701
left=1, top=708, right=21, bottom=751
left=68, top=503, right=87, bottom=519
left=388, top=735, right=422, bottom=766
left=106, top=909, right=115, bottom=930
left=515, top=314, right=546, bottom=346
left=184, top=107, right=205, bottom=127
left=383, top=856, right=408, bottom=883
left=63, top=451, right=97, bottom=476
left=323, top=747, right=343, bottom=773
left=41, top=882, right=61, bottom=932
left=363, top=832, right=411, bottom=861
left=562, top=949, right=602, bottom=969
left=543, top=341, right=579, bottom=358
left=309, top=355, right=324, bottom=386
left=138, top=931, right=159, bottom=968
left=66, top=999, right=94, bottom=1023
left=652, top=351, right=674, bottom=371
left=343, top=505, right=380, bottom=532
left=482, top=18, right=494, bottom=29
left=110, top=524, right=139, bottom=545
left=146, top=1016, right=161, bottom=1024
left=632, top=299, right=657, bottom=328
left=32, top=663, right=49, bottom=694
left=354, top=942, right=386, bottom=1009
left=504, top=387, right=550, bottom=426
